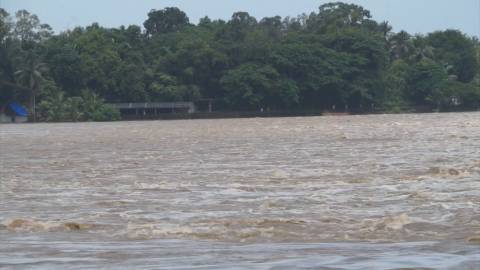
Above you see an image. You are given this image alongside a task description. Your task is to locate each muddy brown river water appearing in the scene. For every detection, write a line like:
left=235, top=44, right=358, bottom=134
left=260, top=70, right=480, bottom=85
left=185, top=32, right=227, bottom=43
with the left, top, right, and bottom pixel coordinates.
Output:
left=1, top=113, right=479, bottom=269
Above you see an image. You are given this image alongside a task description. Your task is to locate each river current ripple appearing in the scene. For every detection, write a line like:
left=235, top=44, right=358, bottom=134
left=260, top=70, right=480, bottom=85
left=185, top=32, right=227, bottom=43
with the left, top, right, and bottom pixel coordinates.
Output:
left=1, top=113, right=479, bottom=269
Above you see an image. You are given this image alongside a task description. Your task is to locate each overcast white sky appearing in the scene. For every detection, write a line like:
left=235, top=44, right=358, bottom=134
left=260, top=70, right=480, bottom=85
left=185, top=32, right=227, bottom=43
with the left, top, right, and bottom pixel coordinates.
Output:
left=2, top=0, right=479, bottom=37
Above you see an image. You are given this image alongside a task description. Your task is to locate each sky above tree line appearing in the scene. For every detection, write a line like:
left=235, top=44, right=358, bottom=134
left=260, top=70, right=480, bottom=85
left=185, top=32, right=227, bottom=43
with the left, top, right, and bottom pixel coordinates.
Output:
left=1, top=0, right=479, bottom=37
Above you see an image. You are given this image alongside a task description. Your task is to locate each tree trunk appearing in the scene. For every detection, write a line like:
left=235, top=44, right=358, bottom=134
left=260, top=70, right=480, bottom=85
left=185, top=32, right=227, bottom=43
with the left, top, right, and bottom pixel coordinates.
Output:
left=29, top=88, right=36, bottom=122
left=33, top=94, right=36, bottom=122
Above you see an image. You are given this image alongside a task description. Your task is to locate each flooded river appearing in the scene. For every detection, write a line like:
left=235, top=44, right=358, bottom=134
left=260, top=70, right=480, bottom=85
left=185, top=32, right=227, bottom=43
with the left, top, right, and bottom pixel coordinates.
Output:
left=1, top=113, right=479, bottom=269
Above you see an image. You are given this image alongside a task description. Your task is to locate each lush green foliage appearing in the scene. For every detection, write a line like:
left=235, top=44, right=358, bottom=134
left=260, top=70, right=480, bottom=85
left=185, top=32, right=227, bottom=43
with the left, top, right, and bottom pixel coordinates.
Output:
left=38, top=87, right=120, bottom=122
left=1, top=3, right=479, bottom=122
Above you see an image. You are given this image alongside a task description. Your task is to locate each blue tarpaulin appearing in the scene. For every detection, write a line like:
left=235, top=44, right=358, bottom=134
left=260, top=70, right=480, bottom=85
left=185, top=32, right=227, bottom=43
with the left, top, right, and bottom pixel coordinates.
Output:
left=9, top=102, right=28, bottom=117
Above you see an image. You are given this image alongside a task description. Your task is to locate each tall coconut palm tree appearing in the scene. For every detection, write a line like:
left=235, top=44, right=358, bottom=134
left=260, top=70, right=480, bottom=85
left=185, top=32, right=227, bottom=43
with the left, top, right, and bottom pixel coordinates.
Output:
left=411, top=35, right=434, bottom=62
left=14, top=51, right=47, bottom=121
left=388, top=31, right=414, bottom=61
left=378, top=21, right=392, bottom=40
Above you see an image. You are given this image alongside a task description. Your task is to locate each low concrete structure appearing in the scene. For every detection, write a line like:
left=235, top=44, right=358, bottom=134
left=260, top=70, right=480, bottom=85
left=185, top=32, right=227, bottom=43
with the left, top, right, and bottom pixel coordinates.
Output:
left=111, top=102, right=196, bottom=119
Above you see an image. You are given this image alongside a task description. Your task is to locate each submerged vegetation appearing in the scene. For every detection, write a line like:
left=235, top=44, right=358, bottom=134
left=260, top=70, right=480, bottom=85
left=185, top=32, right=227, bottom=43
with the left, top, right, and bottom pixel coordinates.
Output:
left=0, top=2, right=479, bottom=121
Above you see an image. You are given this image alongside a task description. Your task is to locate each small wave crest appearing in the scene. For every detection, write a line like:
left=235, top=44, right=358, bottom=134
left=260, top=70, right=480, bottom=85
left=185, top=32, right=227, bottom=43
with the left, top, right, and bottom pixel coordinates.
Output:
left=467, top=235, right=480, bottom=244
left=2, top=218, right=96, bottom=233
left=427, top=167, right=467, bottom=177
left=126, top=218, right=308, bottom=242
left=373, top=213, right=412, bottom=231
left=134, top=181, right=191, bottom=192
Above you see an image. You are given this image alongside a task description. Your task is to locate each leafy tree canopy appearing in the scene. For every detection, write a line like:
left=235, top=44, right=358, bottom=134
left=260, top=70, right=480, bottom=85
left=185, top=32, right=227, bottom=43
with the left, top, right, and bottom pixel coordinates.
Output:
left=1, top=3, right=479, bottom=122
left=144, top=7, right=190, bottom=36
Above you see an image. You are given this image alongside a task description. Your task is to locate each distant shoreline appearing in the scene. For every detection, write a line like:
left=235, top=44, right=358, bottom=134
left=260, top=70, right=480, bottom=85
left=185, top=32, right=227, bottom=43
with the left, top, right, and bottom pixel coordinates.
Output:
left=122, top=108, right=479, bottom=121
left=3, top=108, right=479, bottom=124
left=111, top=104, right=480, bottom=121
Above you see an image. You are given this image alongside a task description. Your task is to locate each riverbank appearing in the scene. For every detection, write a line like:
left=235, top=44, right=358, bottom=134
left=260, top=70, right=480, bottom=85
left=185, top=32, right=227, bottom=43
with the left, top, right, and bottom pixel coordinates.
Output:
left=117, top=106, right=479, bottom=121
left=2, top=106, right=479, bottom=123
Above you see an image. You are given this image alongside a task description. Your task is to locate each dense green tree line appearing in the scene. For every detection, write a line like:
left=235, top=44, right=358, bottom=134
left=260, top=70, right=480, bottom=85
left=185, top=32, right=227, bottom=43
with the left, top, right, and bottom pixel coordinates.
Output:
left=1, top=2, right=479, bottom=121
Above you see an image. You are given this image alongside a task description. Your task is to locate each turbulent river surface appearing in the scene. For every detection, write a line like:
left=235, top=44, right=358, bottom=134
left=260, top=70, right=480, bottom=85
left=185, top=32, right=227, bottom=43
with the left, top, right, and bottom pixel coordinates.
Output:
left=1, top=113, right=479, bottom=269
